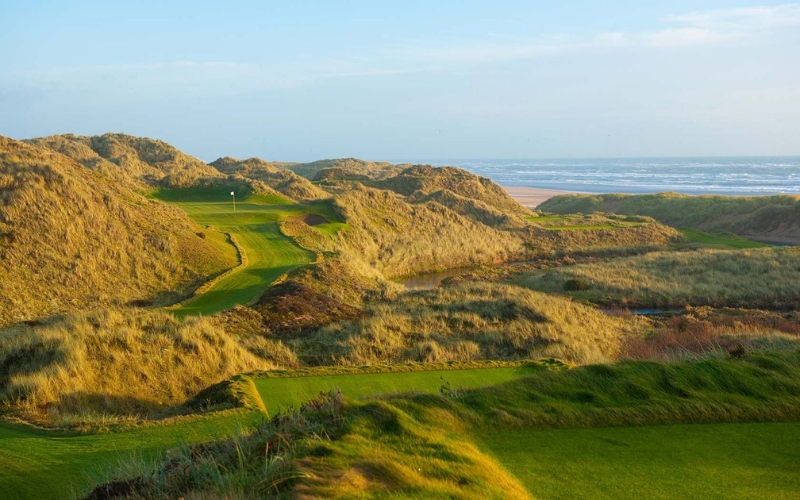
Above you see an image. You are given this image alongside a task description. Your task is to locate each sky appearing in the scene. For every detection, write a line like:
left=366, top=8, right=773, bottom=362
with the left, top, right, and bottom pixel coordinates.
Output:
left=1, top=1, right=799, bottom=161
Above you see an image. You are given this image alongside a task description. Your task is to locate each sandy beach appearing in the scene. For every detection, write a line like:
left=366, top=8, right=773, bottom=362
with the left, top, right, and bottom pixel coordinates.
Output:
left=501, top=185, right=575, bottom=208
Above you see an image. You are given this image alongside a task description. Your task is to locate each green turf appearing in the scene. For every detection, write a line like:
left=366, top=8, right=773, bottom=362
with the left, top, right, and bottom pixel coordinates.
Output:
left=478, top=422, right=800, bottom=499
left=254, top=365, right=538, bottom=416
left=678, top=228, right=770, bottom=249
left=0, top=411, right=262, bottom=500
left=151, top=188, right=345, bottom=315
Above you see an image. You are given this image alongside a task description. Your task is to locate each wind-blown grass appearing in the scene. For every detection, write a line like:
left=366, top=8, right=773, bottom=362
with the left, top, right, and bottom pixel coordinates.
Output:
left=517, top=247, right=800, bottom=309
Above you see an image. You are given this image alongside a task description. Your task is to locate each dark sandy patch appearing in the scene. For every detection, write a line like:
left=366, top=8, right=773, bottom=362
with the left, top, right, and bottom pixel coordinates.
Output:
left=287, top=214, right=328, bottom=226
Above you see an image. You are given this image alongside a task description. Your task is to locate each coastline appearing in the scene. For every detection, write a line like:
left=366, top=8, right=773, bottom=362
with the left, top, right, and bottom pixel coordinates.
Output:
left=501, top=185, right=577, bottom=208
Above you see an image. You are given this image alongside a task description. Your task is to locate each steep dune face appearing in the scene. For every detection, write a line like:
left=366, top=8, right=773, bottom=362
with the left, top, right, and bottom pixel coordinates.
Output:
left=26, top=133, right=222, bottom=188
left=0, top=137, right=235, bottom=326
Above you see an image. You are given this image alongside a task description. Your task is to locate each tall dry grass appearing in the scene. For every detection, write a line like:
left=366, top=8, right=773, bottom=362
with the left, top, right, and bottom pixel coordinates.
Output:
left=0, top=308, right=295, bottom=425
left=0, top=136, right=237, bottom=326
left=291, top=282, right=646, bottom=367
left=517, top=247, right=800, bottom=309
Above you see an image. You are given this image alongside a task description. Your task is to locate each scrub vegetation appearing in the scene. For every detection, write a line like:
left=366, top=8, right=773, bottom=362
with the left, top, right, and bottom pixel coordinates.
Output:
left=518, top=247, right=800, bottom=309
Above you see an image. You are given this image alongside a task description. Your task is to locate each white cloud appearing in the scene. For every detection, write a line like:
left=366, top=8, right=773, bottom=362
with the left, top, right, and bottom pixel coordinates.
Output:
left=666, top=4, right=800, bottom=30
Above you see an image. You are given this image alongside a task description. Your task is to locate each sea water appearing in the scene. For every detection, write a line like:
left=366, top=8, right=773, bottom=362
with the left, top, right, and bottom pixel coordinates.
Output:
left=406, top=157, right=800, bottom=196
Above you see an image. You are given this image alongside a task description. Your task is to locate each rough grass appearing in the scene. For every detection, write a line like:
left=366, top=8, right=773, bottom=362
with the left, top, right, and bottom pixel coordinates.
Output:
left=479, top=422, right=800, bottom=499
left=291, top=282, right=647, bottom=366
left=539, top=192, right=800, bottom=244
left=517, top=247, right=800, bottom=309
left=100, top=350, right=800, bottom=499
left=0, top=309, right=290, bottom=426
left=0, top=137, right=237, bottom=327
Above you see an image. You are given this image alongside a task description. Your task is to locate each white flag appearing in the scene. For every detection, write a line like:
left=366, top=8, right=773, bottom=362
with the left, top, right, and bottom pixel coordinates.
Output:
left=231, top=192, right=235, bottom=196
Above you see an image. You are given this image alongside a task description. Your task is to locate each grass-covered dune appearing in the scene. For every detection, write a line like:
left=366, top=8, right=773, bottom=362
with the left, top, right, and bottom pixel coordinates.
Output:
left=292, top=282, right=646, bottom=366
left=0, top=137, right=236, bottom=327
left=209, top=156, right=330, bottom=202
left=94, top=350, right=800, bottom=499
left=539, top=192, right=800, bottom=244
left=287, top=157, right=402, bottom=180
left=26, top=133, right=223, bottom=188
left=518, top=247, right=800, bottom=309
left=0, top=309, right=291, bottom=426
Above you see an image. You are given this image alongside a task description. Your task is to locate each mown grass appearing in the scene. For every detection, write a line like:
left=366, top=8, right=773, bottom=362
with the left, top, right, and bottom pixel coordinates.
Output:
left=99, top=350, right=800, bottom=498
left=0, top=411, right=261, bottom=500
left=152, top=188, right=346, bottom=315
left=0, top=362, right=546, bottom=499
left=253, top=363, right=541, bottom=416
left=678, top=228, right=770, bottom=249
left=518, top=247, right=800, bottom=309
left=479, top=422, right=800, bottom=499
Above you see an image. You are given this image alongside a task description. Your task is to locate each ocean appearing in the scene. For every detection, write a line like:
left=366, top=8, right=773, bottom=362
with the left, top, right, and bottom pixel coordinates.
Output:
left=409, top=157, right=800, bottom=196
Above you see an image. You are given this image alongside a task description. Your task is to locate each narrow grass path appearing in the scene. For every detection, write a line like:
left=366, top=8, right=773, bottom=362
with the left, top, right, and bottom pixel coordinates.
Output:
left=253, top=364, right=539, bottom=416
left=151, top=188, right=344, bottom=316
left=677, top=228, right=771, bottom=249
left=478, top=422, right=800, bottom=499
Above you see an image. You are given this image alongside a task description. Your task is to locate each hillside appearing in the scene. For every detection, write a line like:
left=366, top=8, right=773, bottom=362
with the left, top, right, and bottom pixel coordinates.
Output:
left=0, top=137, right=237, bottom=326
left=209, top=156, right=329, bottom=202
left=539, top=192, right=800, bottom=244
left=26, top=133, right=222, bottom=188
left=377, top=165, right=532, bottom=217
left=331, top=184, right=528, bottom=277
left=287, top=157, right=401, bottom=180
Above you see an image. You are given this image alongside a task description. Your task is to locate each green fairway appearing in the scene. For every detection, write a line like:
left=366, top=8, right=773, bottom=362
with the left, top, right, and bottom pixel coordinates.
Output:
left=151, top=188, right=344, bottom=315
left=0, top=364, right=534, bottom=499
left=0, top=411, right=262, bottom=500
left=678, top=228, right=770, bottom=249
left=479, top=422, right=800, bottom=500
left=254, top=364, right=538, bottom=415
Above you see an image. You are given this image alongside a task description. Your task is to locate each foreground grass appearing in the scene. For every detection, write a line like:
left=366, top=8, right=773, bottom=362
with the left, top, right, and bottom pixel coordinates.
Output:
left=152, top=188, right=344, bottom=315
left=0, top=411, right=261, bottom=500
left=96, top=350, right=800, bottom=498
left=479, top=422, right=800, bottom=500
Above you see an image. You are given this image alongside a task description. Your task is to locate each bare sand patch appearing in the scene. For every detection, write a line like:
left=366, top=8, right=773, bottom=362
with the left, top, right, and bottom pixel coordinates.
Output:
left=501, top=186, right=576, bottom=208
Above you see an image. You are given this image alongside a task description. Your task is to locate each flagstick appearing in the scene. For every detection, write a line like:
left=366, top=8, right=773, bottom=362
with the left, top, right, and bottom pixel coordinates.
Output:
left=231, top=191, right=236, bottom=211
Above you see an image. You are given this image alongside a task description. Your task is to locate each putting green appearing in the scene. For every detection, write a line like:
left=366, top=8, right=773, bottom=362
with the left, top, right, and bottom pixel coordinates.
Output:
left=152, top=188, right=345, bottom=316
left=479, top=422, right=800, bottom=499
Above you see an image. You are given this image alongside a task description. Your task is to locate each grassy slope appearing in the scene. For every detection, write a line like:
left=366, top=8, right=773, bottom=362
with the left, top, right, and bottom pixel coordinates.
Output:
left=153, top=188, right=344, bottom=315
left=0, top=411, right=261, bottom=500
left=518, top=247, right=800, bottom=309
left=0, top=137, right=236, bottom=326
left=0, top=364, right=537, bottom=499
left=539, top=192, right=800, bottom=244
left=479, top=422, right=800, bottom=499
left=253, top=364, right=539, bottom=415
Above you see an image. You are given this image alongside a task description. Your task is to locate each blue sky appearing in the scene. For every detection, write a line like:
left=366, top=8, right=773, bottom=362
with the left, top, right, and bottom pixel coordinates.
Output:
left=1, top=1, right=799, bottom=161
